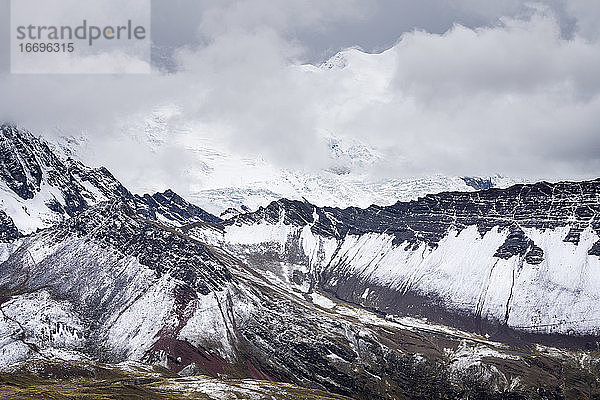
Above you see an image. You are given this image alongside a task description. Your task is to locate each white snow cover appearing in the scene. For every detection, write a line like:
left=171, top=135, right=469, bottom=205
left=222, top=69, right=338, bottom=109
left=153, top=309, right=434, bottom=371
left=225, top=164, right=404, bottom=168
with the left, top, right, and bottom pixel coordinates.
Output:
left=310, top=292, right=336, bottom=309
left=0, top=240, right=21, bottom=264
left=105, top=274, right=177, bottom=361
left=54, top=106, right=523, bottom=216
left=300, top=218, right=338, bottom=270
left=0, top=291, right=86, bottom=368
left=224, top=219, right=293, bottom=250
left=221, top=208, right=337, bottom=271
left=220, top=216, right=600, bottom=335
left=332, top=226, right=600, bottom=334
left=0, top=180, right=65, bottom=233
left=0, top=158, right=120, bottom=234
left=507, top=226, right=600, bottom=333
left=178, top=287, right=247, bottom=361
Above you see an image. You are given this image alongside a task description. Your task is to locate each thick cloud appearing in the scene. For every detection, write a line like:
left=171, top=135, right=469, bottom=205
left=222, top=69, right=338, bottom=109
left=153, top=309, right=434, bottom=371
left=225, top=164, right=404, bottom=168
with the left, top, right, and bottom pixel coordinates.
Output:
left=0, top=0, right=599, bottom=192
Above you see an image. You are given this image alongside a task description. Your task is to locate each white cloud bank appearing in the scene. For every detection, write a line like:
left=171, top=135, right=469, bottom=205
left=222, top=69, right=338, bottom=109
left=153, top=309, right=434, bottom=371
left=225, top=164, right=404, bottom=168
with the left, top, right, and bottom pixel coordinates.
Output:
left=1, top=1, right=599, bottom=194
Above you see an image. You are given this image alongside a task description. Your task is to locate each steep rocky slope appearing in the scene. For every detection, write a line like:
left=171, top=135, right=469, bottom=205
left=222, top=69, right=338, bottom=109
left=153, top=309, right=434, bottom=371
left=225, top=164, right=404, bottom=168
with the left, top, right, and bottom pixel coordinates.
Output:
left=203, top=179, right=600, bottom=343
left=0, top=124, right=219, bottom=236
left=1, top=200, right=600, bottom=399
left=135, top=189, right=222, bottom=226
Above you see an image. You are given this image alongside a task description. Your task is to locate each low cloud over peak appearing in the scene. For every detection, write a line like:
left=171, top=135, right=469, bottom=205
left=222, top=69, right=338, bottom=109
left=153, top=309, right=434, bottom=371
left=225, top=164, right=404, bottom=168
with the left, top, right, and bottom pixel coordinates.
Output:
left=1, top=1, right=599, bottom=193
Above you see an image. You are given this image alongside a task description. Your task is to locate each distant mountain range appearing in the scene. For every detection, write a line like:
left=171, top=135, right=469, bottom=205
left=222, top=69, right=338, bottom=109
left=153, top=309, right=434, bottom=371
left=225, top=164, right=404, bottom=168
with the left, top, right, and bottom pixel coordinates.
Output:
left=50, top=109, right=525, bottom=216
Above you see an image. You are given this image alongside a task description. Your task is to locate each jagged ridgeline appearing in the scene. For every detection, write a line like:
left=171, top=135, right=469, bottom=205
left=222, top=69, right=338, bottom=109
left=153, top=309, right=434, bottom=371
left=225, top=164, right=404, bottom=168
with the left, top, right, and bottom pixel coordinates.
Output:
left=0, top=123, right=221, bottom=240
left=217, top=177, right=600, bottom=345
left=228, top=180, right=600, bottom=260
left=2, top=123, right=600, bottom=399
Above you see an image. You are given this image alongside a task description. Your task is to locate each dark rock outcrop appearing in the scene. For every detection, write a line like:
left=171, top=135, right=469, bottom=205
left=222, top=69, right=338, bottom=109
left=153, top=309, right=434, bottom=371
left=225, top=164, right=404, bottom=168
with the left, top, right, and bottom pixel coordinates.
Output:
left=0, top=123, right=220, bottom=234
left=135, top=189, right=222, bottom=226
left=0, top=210, right=21, bottom=242
left=228, top=179, right=600, bottom=263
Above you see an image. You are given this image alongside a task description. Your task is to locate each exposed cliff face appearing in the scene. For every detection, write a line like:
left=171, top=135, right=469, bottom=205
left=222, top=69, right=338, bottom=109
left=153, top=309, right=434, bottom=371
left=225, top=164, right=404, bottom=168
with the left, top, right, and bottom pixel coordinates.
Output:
left=0, top=211, right=21, bottom=242
left=227, top=179, right=600, bottom=255
left=134, top=189, right=223, bottom=226
left=1, top=124, right=107, bottom=232
left=215, top=179, right=600, bottom=340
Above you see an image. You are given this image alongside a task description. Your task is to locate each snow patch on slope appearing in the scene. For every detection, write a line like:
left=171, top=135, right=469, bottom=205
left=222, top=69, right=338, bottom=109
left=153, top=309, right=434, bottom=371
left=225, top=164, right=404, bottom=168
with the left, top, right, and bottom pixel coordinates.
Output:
left=219, top=213, right=600, bottom=335
left=0, top=180, right=64, bottom=233
left=106, top=275, right=177, bottom=361
left=329, top=225, right=600, bottom=334
left=0, top=291, right=86, bottom=368
left=178, top=288, right=243, bottom=361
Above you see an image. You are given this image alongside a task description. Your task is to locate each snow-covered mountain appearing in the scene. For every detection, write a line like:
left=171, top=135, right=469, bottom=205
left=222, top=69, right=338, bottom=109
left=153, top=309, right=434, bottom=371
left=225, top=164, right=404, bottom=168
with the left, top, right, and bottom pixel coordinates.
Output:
left=2, top=124, right=600, bottom=398
left=1, top=198, right=599, bottom=399
left=0, top=123, right=220, bottom=236
left=196, top=179, right=600, bottom=342
left=1, top=124, right=125, bottom=234
left=52, top=107, right=524, bottom=216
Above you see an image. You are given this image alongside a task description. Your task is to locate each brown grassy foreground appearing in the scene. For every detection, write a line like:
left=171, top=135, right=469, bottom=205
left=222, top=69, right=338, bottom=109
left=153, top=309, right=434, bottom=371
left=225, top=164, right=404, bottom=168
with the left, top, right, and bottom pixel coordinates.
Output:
left=0, top=360, right=350, bottom=400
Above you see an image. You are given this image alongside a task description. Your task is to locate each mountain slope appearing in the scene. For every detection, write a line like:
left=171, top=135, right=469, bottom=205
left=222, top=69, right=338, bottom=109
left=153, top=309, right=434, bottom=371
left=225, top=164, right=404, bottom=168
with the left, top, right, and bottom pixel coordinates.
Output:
left=2, top=200, right=599, bottom=399
left=0, top=124, right=220, bottom=235
left=1, top=124, right=122, bottom=233
left=199, top=179, right=600, bottom=342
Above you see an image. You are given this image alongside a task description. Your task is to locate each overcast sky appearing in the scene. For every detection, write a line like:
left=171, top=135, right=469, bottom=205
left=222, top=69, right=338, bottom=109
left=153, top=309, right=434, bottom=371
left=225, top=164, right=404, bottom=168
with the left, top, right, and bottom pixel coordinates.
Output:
left=1, top=0, right=599, bottom=185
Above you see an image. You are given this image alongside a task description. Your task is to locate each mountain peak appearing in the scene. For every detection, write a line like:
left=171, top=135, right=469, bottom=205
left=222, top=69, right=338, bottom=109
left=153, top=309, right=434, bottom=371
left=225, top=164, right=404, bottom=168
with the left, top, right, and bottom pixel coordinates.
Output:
left=135, top=190, right=222, bottom=226
left=0, top=125, right=222, bottom=235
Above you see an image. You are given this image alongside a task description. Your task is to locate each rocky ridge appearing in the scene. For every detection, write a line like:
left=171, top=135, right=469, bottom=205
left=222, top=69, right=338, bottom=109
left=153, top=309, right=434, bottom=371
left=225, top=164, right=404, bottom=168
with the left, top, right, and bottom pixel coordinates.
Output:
left=210, top=179, right=600, bottom=341
left=0, top=123, right=220, bottom=237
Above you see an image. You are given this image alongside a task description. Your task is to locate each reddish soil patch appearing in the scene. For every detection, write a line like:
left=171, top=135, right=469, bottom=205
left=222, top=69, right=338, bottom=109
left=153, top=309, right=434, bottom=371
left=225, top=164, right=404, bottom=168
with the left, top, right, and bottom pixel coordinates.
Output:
left=153, top=336, right=228, bottom=375
left=245, top=356, right=280, bottom=381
